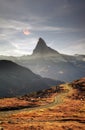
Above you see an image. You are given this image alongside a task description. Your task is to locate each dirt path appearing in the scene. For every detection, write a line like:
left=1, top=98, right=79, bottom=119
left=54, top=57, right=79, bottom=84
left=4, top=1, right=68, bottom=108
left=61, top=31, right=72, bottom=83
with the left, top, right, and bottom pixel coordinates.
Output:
left=0, top=84, right=73, bottom=115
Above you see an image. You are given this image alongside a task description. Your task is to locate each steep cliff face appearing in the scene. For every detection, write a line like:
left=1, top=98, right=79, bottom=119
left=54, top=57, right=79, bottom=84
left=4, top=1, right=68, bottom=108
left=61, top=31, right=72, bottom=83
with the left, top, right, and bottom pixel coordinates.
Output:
left=33, top=38, right=59, bottom=56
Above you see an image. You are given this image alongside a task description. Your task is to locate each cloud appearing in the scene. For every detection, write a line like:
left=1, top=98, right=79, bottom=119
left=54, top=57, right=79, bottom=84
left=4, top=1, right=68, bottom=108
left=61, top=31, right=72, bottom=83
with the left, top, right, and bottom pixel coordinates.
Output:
left=11, top=37, right=38, bottom=56
left=0, top=39, right=17, bottom=56
left=0, top=0, right=85, bottom=56
left=0, top=16, right=82, bottom=43
left=60, top=39, right=85, bottom=55
left=32, top=25, right=85, bottom=33
left=58, top=71, right=64, bottom=74
left=23, top=29, right=31, bottom=35
left=0, top=37, right=38, bottom=56
left=0, top=18, right=32, bottom=30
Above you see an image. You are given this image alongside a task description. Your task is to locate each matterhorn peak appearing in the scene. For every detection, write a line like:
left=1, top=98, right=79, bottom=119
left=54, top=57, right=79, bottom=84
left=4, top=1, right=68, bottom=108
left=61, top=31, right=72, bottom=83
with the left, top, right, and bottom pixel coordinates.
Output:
left=33, top=37, right=59, bottom=56
left=34, top=38, right=47, bottom=51
left=38, top=37, right=47, bottom=46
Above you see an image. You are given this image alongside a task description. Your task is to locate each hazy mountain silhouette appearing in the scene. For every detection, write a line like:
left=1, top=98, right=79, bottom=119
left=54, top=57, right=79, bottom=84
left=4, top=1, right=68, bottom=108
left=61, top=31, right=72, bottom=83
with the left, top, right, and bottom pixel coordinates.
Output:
left=0, top=38, right=85, bottom=82
left=33, top=38, right=59, bottom=55
left=0, top=60, right=63, bottom=97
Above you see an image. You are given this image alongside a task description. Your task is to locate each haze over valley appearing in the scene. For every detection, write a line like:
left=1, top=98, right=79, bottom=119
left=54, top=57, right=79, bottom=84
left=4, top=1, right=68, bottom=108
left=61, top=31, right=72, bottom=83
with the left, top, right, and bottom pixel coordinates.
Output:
left=0, top=0, right=85, bottom=130
left=0, top=38, right=85, bottom=82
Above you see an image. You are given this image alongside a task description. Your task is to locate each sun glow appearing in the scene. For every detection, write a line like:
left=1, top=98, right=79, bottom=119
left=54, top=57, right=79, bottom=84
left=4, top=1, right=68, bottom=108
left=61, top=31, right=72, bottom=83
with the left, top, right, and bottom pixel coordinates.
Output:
left=23, top=29, right=31, bottom=35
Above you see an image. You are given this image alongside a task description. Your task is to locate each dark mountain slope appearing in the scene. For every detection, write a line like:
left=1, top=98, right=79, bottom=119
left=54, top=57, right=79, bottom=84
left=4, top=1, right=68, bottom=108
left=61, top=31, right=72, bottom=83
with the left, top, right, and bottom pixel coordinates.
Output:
left=0, top=60, right=62, bottom=97
left=0, top=38, right=85, bottom=82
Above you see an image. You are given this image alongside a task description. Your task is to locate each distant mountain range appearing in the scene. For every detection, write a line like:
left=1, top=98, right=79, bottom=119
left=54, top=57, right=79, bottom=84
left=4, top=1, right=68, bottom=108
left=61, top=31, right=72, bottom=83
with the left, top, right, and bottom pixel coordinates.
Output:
left=0, top=38, right=85, bottom=82
left=0, top=60, right=63, bottom=97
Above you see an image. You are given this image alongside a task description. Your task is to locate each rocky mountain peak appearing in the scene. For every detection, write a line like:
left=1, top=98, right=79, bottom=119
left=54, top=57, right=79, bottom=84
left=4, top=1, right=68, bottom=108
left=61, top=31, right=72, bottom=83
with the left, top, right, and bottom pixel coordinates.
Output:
left=38, top=37, right=47, bottom=46
left=33, top=38, right=59, bottom=55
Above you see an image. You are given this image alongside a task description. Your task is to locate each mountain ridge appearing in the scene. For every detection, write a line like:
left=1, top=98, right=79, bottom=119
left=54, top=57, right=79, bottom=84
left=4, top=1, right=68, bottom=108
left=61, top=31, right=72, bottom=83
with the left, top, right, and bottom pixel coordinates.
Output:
left=0, top=38, right=85, bottom=82
left=0, top=60, right=63, bottom=98
left=33, top=37, right=59, bottom=56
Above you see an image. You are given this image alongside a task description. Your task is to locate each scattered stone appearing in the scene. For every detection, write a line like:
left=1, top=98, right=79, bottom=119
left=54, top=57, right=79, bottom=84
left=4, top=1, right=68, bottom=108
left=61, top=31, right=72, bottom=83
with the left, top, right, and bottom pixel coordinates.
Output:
left=0, top=127, right=4, bottom=130
left=8, top=120, right=14, bottom=124
left=0, top=121, right=3, bottom=124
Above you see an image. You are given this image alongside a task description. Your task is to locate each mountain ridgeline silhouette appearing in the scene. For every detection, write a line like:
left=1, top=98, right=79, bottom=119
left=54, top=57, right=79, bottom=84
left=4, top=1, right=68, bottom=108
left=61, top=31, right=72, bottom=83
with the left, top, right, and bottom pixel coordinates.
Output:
left=0, top=60, right=63, bottom=97
left=0, top=38, right=85, bottom=82
left=33, top=38, right=59, bottom=55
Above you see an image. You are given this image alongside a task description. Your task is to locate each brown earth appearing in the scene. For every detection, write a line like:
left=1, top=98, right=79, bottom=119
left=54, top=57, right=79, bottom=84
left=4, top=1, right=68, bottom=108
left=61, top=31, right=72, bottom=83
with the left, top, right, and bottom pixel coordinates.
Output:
left=0, top=78, right=85, bottom=130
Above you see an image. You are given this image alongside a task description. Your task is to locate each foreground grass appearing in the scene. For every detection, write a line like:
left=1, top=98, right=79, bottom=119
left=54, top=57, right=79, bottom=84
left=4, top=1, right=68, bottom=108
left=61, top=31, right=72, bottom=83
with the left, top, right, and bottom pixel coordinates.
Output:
left=0, top=82, right=85, bottom=130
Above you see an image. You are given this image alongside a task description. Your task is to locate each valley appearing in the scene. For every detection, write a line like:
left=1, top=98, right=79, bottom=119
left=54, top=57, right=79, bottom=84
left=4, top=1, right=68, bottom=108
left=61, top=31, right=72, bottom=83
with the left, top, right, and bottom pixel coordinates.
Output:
left=0, top=0, right=85, bottom=129
left=0, top=38, right=85, bottom=82
left=0, top=38, right=85, bottom=130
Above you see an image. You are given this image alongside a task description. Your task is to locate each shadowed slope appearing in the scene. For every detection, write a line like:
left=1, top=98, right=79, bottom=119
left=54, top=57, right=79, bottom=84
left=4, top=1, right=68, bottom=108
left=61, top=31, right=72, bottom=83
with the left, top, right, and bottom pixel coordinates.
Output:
left=0, top=60, right=62, bottom=97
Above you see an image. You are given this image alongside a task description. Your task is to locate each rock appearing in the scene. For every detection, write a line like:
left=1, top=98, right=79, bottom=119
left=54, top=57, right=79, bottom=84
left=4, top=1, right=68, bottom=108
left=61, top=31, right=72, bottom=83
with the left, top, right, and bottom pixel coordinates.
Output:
left=0, top=127, right=4, bottom=130
left=0, top=121, right=3, bottom=124
left=33, top=37, right=59, bottom=55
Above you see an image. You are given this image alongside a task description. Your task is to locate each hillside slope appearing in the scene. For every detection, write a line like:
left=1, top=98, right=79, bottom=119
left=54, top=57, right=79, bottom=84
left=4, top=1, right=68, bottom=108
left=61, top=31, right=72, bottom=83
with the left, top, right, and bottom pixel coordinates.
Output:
left=0, top=60, right=62, bottom=97
left=0, top=38, right=85, bottom=82
left=0, top=77, right=85, bottom=130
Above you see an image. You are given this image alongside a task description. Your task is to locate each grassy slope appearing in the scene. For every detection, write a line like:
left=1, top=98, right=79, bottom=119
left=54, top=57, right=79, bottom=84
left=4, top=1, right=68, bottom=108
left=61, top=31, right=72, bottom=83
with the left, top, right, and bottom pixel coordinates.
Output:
left=0, top=81, right=85, bottom=130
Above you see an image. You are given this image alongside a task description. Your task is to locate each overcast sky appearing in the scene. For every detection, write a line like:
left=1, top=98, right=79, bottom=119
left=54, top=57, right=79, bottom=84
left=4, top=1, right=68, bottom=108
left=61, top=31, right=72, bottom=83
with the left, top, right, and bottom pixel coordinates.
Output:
left=0, top=0, right=85, bottom=56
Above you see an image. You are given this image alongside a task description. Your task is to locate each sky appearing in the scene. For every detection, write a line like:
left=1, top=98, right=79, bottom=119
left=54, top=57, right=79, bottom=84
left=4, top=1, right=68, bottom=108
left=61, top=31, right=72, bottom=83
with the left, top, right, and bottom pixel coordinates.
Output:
left=0, top=0, right=85, bottom=56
